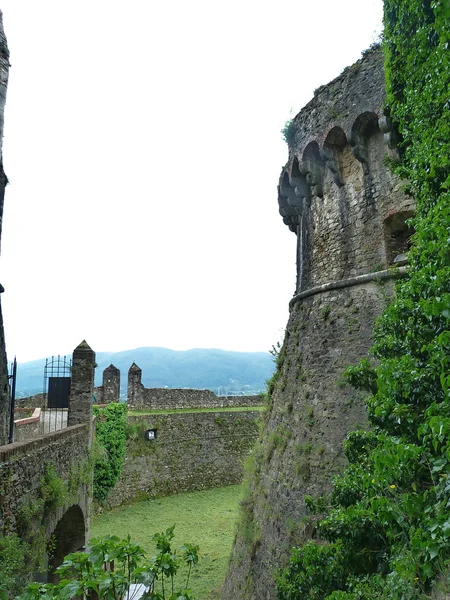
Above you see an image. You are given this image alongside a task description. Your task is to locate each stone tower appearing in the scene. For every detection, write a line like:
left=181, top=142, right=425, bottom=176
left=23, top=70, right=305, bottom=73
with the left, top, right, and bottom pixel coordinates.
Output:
left=0, top=11, right=9, bottom=446
left=127, top=362, right=143, bottom=407
left=223, top=48, right=414, bottom=600
left=102, top=364, right=120, bottom=403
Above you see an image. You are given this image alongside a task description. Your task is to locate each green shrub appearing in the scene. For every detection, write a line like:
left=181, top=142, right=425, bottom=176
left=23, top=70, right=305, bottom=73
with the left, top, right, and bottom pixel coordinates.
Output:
left=93, top=402, right=127, bottom=502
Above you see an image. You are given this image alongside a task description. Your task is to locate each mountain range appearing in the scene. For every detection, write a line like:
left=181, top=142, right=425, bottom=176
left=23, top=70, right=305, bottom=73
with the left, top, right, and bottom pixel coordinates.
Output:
left=13, top=347, right=275, bottom=398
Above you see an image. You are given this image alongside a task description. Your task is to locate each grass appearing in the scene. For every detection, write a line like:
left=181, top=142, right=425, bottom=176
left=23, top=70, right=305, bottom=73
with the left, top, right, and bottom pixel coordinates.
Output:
left=128, top=406, right=264, bottom=416
left=91, top=484, right=244, bottom=600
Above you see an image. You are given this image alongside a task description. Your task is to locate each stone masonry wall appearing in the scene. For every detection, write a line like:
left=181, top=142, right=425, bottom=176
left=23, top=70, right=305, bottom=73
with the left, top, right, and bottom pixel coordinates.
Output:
left=0, top=10, right=10, bottom=447
left=223, top=48, right=414, bottom=600
left=15, top=393, right=47, bottom=409
left=14, top=408, right=41, bottom=442
left=0, top=424, right=91, bottom=545
left=102, top=410, right=261, bottom=510
left=129, top=387, right=263, bottom=411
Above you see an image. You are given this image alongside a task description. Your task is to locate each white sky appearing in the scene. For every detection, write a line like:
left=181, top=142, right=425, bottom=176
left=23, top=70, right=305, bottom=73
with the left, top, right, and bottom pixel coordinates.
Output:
left=0, top=0, right=383, bottom=362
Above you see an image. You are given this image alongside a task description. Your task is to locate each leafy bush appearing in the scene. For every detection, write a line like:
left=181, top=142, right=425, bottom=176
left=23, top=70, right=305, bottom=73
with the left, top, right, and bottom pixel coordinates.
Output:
left=93, top=402, right=127, bottom=502
left=17, top=529, right=199, bottom=600
left=281, top=119, right=296, bottom=145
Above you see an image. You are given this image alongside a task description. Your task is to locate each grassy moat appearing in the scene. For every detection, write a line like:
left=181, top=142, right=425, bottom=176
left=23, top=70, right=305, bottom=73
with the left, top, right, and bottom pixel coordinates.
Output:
left=91, top=484, right=243, bottom=600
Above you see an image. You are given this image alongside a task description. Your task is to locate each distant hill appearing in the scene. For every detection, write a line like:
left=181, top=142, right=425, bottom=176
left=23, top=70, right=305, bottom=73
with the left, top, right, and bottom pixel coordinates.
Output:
left=13, top=347, right=275, bottom=398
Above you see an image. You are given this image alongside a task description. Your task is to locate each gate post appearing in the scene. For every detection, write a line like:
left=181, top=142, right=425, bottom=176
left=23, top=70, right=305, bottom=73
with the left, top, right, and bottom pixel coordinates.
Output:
left=68, top=341, right=95, bottom=436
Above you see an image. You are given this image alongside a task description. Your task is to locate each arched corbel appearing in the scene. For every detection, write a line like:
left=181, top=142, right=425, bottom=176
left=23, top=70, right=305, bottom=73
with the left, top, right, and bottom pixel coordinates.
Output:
left=278, top=170, right=301, bottom=231
left=378, top=114, right=401, bottom=161
left=322, top=126, right=348, bottom=187
left=350, top=111, right=380, bottom=172
left=289, top=156, right=311, bottom=204
left=301, top=141, right=324, bottom=198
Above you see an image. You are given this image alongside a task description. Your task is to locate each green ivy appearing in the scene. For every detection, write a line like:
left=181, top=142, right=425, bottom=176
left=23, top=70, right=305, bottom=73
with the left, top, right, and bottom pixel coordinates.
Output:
left=93, top=402, right=127, bottom=502
left=277, top=1, right=450, bottom=598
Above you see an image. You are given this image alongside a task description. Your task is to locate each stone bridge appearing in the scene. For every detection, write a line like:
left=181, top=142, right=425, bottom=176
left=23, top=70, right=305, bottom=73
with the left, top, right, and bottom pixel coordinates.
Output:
left=0, top=342, right=96, bottom=584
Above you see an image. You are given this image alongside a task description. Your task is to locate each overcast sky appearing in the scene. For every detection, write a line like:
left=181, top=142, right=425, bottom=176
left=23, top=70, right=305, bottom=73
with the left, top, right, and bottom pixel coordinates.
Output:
left=0, top=0, right=382, bottom=362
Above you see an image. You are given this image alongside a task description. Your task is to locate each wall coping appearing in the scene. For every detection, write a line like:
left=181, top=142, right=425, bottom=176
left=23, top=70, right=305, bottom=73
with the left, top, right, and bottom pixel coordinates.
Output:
left=14, top=407, right=41, bottom=426
left=289, top=266, right=409, bottom=310
left=0, top=423, right=88, bottom=462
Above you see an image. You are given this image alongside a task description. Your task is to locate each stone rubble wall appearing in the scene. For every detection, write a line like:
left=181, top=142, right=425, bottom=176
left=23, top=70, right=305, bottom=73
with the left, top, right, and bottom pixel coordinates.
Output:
left=128, top=386, right=263, bottom=411
left=101, top=410, right=261, bottom=510
left=15, top=393, right=47, bottom=409
left=0, top=424, right=91, bottom=540
left=14, top=408, right=41, bottom=442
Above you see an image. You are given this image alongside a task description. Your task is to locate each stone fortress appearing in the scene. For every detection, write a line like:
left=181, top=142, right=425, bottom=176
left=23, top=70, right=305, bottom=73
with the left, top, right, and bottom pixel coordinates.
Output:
left=223, top=46, right=414, bottom=600
left=0, top=13, right=417, bottom=597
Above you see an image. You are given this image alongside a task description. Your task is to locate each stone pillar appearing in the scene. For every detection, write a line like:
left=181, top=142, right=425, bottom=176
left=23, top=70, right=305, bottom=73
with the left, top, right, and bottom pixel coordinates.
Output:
left=102, top=364, right=120, bottom=403
left=0, top=11, right=10, bottom=446
left=0, top=291, right=9, bottom=446
left=127, top=363, right=142, bottom=408
left=0, top=9, right=10, bottom=248
left=68, top=341, right=95, bottom=433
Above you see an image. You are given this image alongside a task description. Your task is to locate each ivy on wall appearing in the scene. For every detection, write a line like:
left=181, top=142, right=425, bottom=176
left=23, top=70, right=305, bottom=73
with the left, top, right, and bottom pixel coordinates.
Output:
left=93, top=402, right=127, bottom=502
left=276, top=1, right=450, bottom=598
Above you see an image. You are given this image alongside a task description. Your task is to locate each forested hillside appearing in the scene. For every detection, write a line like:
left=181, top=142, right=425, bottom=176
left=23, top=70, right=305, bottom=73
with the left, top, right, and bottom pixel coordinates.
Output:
left=14, top=347, right=274, bottom=398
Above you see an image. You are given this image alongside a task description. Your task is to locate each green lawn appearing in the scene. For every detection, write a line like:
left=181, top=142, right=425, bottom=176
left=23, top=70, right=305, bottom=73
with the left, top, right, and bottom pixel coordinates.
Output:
left=90, top=485, right=243, bottom=600
left=128, top=406, right=264, bottom=416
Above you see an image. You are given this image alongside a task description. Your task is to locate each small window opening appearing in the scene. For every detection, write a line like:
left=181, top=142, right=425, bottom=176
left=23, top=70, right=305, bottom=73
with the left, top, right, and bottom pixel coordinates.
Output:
left=383, top=211, right=415, bottom=265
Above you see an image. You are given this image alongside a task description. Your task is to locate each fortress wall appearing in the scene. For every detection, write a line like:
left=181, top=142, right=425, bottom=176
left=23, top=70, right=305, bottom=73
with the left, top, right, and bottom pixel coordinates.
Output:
left=0, top=11, right=10, bottom=446
left=0, top=424, right=91, bottom=541
left=101, top=410, right=260, bottom=510
left=15, top=393, right=47, bottom=409
left=223, top=47, right=414, bottom=600
left=129, top=386, right=262, bottom=411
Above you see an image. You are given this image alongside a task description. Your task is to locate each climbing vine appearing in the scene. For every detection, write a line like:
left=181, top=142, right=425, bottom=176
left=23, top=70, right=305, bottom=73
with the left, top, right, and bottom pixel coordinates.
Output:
left=93, top=402, right=127, bottom=502
left=276, top=1, right=450, bottom=598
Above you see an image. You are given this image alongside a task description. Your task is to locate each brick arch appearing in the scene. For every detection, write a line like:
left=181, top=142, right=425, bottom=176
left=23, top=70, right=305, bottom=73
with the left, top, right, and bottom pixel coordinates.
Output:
left=48, top=504, right=86, bottom=582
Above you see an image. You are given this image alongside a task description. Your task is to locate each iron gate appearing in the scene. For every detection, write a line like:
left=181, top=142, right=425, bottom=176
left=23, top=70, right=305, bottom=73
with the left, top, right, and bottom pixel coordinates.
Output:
left=43, top=356, right=71, bottom=433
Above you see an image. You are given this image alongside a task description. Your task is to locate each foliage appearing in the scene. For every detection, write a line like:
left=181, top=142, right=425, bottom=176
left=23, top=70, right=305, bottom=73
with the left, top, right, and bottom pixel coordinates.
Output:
left=276, top=1, right=450, bottom=597
left=281, top=119, right=296, bottom=145
left=91, top=485, right=243, bottom=600
left=0, top=534, right=27, bottom=600
left=17, top=530, right=199, bottom=600
left=93, top=402, right=127, bottom=502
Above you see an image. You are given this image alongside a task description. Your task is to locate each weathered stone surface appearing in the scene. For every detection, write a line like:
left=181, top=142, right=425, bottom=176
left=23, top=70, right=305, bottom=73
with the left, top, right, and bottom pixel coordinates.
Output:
left=14, top=408, right=41, bottom=441
left=0, top=10, right=9, bottom=447
left=15, top=393, right=47, bottom=409
left=223, top=48, right=414, bottom=600
left=95, top=364, right=120, bottom=404
left=127, top=362, right=263, bottom=410
left=68, top=341, right=95, bottom=436
left=102, top=410, right=260, bottom=510
left=0, top=424, right=92, bottom=570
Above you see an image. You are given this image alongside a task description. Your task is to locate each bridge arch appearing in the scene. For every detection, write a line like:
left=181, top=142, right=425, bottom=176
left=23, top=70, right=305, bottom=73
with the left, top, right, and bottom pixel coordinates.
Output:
left=48, top=504, right=86, bottom=582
